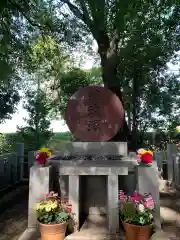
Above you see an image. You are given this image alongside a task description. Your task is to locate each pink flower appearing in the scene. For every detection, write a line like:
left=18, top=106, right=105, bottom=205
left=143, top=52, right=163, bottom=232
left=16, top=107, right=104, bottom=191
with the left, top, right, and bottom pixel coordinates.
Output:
left=119, top=190, right=126, bottom=201
left=131, top=191, right=143, bottom=201
left=66, top=204, right=72, bottom=213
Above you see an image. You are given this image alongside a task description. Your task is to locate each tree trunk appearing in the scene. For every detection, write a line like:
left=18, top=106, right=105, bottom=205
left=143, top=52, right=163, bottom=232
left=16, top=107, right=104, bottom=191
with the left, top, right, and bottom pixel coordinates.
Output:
left=98, top=43, right=131, bottom=143
left=130, top=76, right=139, bottom=150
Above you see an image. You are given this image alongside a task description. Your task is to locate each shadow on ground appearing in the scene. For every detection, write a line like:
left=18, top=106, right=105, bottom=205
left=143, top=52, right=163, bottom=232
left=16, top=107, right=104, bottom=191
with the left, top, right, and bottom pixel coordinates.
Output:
left=160, top=191, right=180, bottom=239
left=0, top=185, right=28, bottom=240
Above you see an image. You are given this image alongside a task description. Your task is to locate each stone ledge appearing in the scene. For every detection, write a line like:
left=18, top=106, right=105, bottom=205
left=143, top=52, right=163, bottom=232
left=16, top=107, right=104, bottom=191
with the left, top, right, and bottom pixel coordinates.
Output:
left=174, top=183, right=180, bottom=193
left=150, top=230, right=173, bottom=240
left=65, top=233, right=124, bottom=240
left=59, top=166, right=128, bottom=175
left=18, top=228, right=39, bottom=240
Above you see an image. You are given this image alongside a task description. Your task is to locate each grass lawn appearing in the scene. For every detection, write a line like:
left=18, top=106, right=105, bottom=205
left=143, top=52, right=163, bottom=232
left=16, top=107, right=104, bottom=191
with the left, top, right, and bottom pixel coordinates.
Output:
left=47, top=132, right=73, bottom=151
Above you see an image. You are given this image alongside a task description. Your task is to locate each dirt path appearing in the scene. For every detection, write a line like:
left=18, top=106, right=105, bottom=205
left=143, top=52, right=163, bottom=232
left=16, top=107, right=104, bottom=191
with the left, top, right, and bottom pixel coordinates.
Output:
left=0, top=187, right=28, bottom=240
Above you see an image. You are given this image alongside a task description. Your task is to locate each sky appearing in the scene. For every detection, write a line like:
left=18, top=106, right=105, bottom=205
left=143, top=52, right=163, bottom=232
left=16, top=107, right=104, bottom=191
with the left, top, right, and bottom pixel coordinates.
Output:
left=0, top=55, right=179, bottom=133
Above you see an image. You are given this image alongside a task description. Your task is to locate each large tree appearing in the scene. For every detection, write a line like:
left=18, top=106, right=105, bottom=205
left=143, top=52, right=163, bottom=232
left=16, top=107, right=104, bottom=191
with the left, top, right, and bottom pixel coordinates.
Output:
left=3, top=0, right=180, bottom=145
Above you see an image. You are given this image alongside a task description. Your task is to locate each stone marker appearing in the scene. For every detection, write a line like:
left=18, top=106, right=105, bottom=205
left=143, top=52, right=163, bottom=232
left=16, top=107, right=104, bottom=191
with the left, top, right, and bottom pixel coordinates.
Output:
left=166, top=144, right=177, bottom=183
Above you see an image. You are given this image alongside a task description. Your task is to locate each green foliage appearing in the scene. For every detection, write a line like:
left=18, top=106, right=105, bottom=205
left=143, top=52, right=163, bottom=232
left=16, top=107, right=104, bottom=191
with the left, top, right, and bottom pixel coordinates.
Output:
left=38, top=208, right=69, bottom=224
left=0, top=133, right=21, bottom=154
left=52, top=132, right=73, bottom=141
left=55, top=211, right=70, bottom=223
left=0, top=134, right=11, bottom=154
left=25, top=36, right=103, bottom=116
left=54, top=68, right=101, bottom=114
left=47, top=132, right=73, bottom=151
left=0, top=82, right=20, bottom=123
left=17, top=90, right=53, bottom=151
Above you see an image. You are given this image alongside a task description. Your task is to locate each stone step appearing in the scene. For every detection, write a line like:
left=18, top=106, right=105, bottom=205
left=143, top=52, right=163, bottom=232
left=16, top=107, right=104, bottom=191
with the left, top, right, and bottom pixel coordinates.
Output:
left=65, top=233, right=124, bottom=240
left=65, top=215, right=124, bottom=240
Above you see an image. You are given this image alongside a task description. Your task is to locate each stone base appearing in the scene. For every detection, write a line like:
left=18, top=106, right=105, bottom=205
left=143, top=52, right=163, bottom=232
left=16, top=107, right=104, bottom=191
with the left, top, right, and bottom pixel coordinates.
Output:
left=150, top=230, right=172, bottom=240
left=18, top=228, right=40, bottom=240
left=65, top=233, right=124, bottom=240
left=65, top=215, right=124, bottom=240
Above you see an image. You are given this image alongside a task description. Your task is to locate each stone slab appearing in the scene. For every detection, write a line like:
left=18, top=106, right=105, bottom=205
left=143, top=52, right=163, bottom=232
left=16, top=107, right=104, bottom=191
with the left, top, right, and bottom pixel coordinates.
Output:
left=51, top=142, right=128, bottom=157
left=59, top=166, right=128, bottom=175
left=65, top=233, right=124, bottom=240
left=19, top=228, right=39, bottom=240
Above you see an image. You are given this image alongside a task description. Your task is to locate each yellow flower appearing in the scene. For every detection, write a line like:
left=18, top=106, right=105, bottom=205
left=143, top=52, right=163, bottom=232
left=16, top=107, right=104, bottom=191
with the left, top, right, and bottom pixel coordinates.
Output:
left=176, top=126, right=180, bottom=133
left=147, top=150, right=153, bottom=156
left=45, top=205, right=52, bottom=212
left=36, top=203, right=41, bottom=211
left=36, top=203, right=45, bottom=211
left=39, top=148, right=52, bottom=157
left=51, top=202, right=58, bottom=210
left=137, top=149, right=153, bottom=156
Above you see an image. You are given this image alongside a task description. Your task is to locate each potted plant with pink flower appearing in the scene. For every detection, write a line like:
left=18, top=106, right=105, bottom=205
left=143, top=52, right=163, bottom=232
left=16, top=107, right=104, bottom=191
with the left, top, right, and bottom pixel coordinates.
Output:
left=119, top=190, right=154, bottom=240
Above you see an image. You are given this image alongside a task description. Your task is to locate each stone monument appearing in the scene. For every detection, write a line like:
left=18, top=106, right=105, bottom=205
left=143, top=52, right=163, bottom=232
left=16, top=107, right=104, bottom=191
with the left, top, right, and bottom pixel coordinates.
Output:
left=19, top=85, right=161, bottom=240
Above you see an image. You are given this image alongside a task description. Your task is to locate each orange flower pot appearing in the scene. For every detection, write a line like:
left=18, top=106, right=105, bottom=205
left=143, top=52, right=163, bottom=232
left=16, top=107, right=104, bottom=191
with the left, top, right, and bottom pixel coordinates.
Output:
left=122, top=221, right=152, bottom=240
left=39, top=222, right=67, bottom=240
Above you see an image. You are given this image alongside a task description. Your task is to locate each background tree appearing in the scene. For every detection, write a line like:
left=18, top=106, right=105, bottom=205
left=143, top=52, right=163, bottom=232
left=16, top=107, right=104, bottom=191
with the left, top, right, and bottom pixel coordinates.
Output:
left=0, top=81, right=20, bottom=122
left=25, top=36, right=102, bottom=116
left=17, top=90, right=52, bottom=151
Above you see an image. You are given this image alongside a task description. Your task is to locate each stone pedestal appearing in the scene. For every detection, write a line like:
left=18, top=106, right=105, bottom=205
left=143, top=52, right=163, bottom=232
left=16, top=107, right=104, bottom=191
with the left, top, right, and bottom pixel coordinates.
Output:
left=68, top=174, right=120, bottom=233
left=69, top=176, right=79, bottom=231
left=136, top=163, right=161, bottom=230
left=107, top=175, right=119, bottom=233
left=28, top=165, right=52, bottom=228
left=66, top=165, right=128, bottom=233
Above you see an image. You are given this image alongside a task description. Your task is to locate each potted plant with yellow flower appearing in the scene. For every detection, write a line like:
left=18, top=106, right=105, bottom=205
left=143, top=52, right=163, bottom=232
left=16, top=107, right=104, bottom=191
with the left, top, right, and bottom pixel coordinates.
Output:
left=36, top=191, right=74, bottom=240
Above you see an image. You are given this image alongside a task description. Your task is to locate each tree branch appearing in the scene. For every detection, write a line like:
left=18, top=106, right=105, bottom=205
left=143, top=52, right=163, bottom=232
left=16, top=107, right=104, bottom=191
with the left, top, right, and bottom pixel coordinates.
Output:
left=61, top=0, right=97, bottom=36
left=78, top=0, right=94, bottom=29
left=9, top=0, right=55, bottom=33
left=61, top=0, right=85, bottom=22
left=9, top=0, right=44, bottom=29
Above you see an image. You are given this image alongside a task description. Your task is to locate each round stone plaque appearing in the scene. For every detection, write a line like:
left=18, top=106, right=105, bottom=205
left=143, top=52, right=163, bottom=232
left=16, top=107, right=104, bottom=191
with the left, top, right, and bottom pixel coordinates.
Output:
left=64, top=85, right=124, bottom=141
